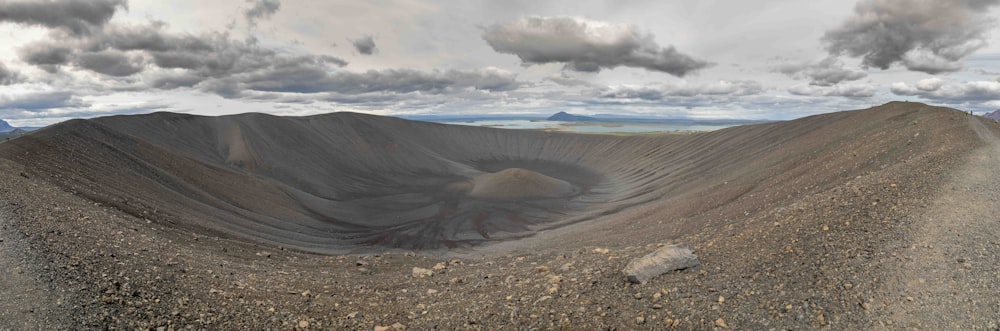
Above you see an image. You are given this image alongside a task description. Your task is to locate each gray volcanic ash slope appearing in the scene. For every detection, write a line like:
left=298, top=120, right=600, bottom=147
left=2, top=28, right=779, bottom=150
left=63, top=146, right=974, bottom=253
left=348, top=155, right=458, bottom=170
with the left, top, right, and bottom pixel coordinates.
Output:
left=0, top=102, right=973, bottom=254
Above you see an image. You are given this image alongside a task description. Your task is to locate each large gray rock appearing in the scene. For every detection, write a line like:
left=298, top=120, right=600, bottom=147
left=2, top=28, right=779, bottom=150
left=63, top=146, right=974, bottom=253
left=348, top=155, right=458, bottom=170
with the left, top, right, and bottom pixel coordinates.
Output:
left=623, top=244, right=699, bottom=284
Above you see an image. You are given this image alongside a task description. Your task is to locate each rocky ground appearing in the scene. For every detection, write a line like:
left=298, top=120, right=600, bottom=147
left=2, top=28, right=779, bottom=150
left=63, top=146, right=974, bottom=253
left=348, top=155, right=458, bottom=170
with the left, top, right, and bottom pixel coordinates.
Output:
left=1, top=111, right=999, bottom=330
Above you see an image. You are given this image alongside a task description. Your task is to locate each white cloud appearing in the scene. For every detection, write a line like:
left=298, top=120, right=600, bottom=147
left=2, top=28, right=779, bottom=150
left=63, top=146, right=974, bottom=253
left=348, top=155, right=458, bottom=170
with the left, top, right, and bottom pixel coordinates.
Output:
left=891, top=79, right=1000, bottom=101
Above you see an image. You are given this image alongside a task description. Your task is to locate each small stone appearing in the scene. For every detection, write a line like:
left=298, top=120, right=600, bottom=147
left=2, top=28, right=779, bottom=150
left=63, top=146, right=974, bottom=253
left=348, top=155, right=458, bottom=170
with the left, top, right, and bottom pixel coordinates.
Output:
left=298, top=320, right=309, bottom=328
left=715, top=317, right=729, bottom=329
left=906, top=296, right=914, bottom=302
left=593, top=247, right=610, bottom=254
left=652, top=292, right=662, bottom=301
left=412, top=267, right=433, bottom=278
left=374, top=326, right=390, bottom=331
left=652, top=304, right=663, bottom=309
left=822, top=225, right=829, bottom=231
left=301, top=290, right=311, bottom=297
left=547, top=275, right=563, bottom=284
left=391, top=322, right=406, bottom=330
left=957, top=257, right=967, bottom=263
left=718, top=296, right=725, bottom=304
left=843, top=283, right=853, bottom=290
left=426, top=289, right=438, bottom=295
left=346, top=311, right=362, bottom=319
left=432, top=262, right=446, bottom=271
left=636, top=316, right=646, bottom=324
left=535, top=265, right=550, bottom=273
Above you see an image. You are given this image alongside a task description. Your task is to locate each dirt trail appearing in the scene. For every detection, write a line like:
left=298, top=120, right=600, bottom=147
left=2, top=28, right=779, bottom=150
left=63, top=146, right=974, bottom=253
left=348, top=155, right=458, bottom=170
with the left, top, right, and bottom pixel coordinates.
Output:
left=884, top=117, right=1000, bottom=330
left=0, top=205, right=68, bottom=330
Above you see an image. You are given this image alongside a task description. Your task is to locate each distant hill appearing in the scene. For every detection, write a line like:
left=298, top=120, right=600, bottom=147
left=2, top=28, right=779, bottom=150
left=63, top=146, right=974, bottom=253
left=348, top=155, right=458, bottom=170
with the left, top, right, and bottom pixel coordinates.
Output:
left=547, top=111, right=597, bottom=122
left=983, top=110, right=1000, bottom=122
left=0, top=128, right=27, bottom=140
left=0, top=119, right=13, bottom=133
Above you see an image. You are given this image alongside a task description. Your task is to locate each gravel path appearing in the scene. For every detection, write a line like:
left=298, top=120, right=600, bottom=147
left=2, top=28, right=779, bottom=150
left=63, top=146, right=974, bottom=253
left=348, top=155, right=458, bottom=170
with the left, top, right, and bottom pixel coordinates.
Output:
left=0, top=202, right=69, bottom=330
left=883, top=117, right=1000, bottom=330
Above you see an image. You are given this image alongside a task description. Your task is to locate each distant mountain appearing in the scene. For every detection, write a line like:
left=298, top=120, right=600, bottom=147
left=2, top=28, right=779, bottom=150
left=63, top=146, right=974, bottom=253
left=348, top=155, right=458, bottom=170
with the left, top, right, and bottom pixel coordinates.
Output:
left=983, top=110, right=1000, bottom=122
left=547, top=112, right=597, bottom=122
left=0, top=119, right=13, bottom=133
left=0, top=128, right=27, bottom=140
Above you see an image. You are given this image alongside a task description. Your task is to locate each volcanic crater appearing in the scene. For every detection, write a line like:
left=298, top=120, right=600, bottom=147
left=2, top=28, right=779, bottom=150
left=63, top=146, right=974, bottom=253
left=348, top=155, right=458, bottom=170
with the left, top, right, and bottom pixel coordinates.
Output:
left=4, top=102, right=1000, bottom=329
left=0, top=102, right=984, bottom=256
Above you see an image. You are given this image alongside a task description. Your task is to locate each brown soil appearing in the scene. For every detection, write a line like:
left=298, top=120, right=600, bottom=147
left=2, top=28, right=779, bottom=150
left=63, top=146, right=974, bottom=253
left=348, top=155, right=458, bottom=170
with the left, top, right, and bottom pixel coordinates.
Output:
left=0, top=102, right=998, bottom=329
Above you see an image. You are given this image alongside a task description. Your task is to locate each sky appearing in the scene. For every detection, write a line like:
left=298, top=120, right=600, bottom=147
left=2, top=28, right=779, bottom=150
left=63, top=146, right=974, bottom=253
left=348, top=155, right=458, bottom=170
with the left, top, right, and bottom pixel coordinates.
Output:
left=0, top=0, right=999, bottom=127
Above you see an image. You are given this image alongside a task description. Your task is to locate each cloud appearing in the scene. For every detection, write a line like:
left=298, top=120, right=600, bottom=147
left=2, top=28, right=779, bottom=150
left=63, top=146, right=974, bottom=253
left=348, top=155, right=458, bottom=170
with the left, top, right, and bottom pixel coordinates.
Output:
left=244, top=0, right=280, bottom=27
left=0, top=0, right=126, bottom=35
left=974, top=68, right=1000, bottom=76
left=14, top=20, right=354, bottom=95
left=19, top=42, right=74, bottom=73
left=352, top=35, right=377, bottom=55
left=891, top=78, right=1000, bottom=101
left=0, top=62, right=21, bottom=85
left=244, top=67, right=520, bottom=95
left=0, top=91, right=88, bottom=111
left=545, top=73, right=596, bottom=87
left=823, top=0, right=1000, bottom=74
left=12, top=17, right=520, bottom=100
left=482, top=16, right=712, bottom=76
left=75, top=50, right=145, bottom=76
left=788, top=84, right=876, bottom=98
left=775, top=57, right=867, bottom=86
left=600, top=80, right=764, bottom=100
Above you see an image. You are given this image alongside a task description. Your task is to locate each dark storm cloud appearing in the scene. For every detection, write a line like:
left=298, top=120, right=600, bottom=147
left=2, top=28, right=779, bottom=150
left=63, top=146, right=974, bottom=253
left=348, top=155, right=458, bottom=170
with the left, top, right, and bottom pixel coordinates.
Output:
left=0, top=0, right=126, bottom=35
left=0, top=62, right=21, bottom=85
left=775, top=57, right=867, bottom=87
left=75, top=50, right=145, bottom=76
left=599, top=80, right=764, bottom=100
left=823, top=0, right=1000, bottom=74
left=352, top=35, right=376, bottom=55
left=244, top=0, right=280, bottom=27
left=891, top=78, right=1000, bottom=101
left=482, top=16, right=712, bottom=76
left=787, top=84, right=875, bottom=98
left=0, top=91, right=88, bottom=111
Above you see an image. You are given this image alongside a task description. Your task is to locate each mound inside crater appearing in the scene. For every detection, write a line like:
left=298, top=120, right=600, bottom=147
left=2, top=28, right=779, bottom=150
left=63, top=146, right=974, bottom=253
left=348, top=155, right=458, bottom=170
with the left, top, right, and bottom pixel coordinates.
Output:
left=467, top=168, right=579, bottom=200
